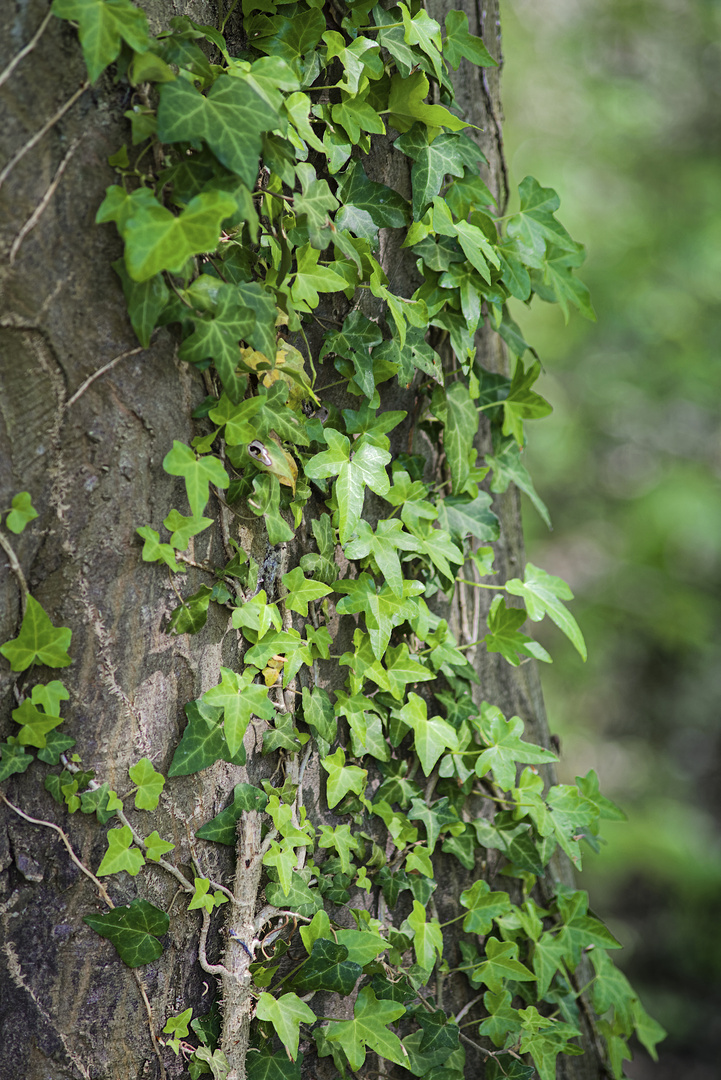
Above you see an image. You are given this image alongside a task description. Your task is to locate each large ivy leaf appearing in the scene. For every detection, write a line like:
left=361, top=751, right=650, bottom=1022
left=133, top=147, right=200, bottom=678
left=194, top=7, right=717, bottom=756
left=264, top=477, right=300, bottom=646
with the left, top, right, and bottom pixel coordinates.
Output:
left=52, top=0, right=150, bottom=83
left=12, top=699, right=63, bottom=748
left=325, top=986, right=406, bottom=1071
left=0, top=596, right=72, bottom=672
left=335, top=160, right=410, bottom=230
left=335, top=574, right=422, bottom=661
left=344, top=519, right=420, bottom=598
left=555, top=889, right=621, bottom=967
left=255, top=990, right=315, bottom=1060
left=128, top=757, right=165, bottom=811
left=203, top=667, right=276, bottom=757
left=473, top=938, right=537, bottom=994
left=396, top=128, right=467, bottom=220
left=157, top=74, right=280, bottom=187
left=280, top=566, right=332, bottom=616
left=179, top=286, right=257, bottom=398
left=84, top=898, right=169, bottom=967
left=321, top=747, right=367, bottom=808
left=97, top=188, right=236, bottom=283
left=505, top=563, right=586, bottom=660
left=168, top=699, right=246, bottom=776
left=0, top=741, right=33, bottom=782
left=483, top=596, right=552, bottom=667
left=437, top=492, right=499, bottom=542
left=196, top=782, right=269, bottom=845
left=291, top=938, right=361, bottom=996
left=402, top=899, right=444, bottom=972
left=247, top=1049, right=301, bottom=1080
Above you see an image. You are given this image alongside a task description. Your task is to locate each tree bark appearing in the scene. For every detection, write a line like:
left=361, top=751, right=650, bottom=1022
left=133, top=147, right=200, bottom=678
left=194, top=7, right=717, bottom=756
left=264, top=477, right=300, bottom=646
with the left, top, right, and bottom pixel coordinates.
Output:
left=0, top=3, right=602, bottom=1079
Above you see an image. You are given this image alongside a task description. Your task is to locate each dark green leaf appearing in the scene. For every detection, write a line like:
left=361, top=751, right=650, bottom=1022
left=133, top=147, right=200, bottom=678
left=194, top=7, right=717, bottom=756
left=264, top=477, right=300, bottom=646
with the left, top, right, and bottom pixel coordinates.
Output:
left=83, top=898, right=168, bottom=968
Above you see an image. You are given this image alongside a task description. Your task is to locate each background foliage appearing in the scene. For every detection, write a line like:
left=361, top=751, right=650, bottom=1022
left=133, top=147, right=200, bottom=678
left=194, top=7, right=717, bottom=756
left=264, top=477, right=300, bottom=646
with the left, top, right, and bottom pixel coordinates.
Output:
left=502, top=2, right=721, bottom=1076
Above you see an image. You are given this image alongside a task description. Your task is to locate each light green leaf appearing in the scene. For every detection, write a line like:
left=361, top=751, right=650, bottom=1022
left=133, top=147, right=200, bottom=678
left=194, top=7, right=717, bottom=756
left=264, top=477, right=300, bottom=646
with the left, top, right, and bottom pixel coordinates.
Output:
left=255, top=992, right=315, bottom=1062
left=136, top=526, right=180, bottom=573
left=280, top=566, right=332, bottom=616
left=335, top=928, right=388, bottom=966
left=501, top=360, right=553, bottom=446
left=483, top=595, right=552, bottom=667
left=505, top=563, right=586, bottom=660
left=162, top=441, right=229, bottom=519
left=0, top=596, right=72, bottom=672
left=485, top=437, right=551, bottom=528
left=474, top=705, right=557, bottom=791
left=402, top=899, right=443, bottom=971
left=290, top=244, right=349, bottom=308
left=432, top=382, right=478, bottom=494
left=97, top=825, right=145, bottom=877
left=163, top=510, right=214, bottom=551
left=387, top=71, right=468, bottom=133
left=318, top=823, right=361, bottom=875
left=474, top=937, right=537, bottom=994
left=325, top=986, right=406, bottom=1071
left=321, top=747, right=367, bottom=809
left=203, top=668, right=276, bottom=758
left=12, top=699, right=63, bottom=748
left=128, top=757, right=165, bottom=811
left=443, top=10, right=497, bottom=70
left=5, top=492, right=38, bottom=534
left=436, top=492, right=500, bottom=542
left=459, top=879, right=512, bottom=934
left=51, top=0, right=150, bottom=83
left=144, top=831, right=175, bottom=862
left=400, top=693, right=458, bottom=776
left=188, top=876, right=229, bottom=913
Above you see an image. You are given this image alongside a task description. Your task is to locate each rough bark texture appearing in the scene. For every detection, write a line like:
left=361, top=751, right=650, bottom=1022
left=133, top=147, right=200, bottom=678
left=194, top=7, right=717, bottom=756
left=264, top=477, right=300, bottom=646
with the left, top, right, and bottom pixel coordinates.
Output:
left=0, top=2, right=602, bottom=1079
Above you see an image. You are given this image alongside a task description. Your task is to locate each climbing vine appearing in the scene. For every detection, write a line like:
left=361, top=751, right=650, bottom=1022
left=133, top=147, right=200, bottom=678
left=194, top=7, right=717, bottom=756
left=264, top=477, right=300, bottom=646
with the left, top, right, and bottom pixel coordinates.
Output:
left=0, top=3, right=665, bottom=1080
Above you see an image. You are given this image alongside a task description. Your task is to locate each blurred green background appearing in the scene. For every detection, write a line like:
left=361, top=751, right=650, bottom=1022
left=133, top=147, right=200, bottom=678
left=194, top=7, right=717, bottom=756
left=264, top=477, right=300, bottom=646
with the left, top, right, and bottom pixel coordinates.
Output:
left=501, top=1, right=721, bottom=1077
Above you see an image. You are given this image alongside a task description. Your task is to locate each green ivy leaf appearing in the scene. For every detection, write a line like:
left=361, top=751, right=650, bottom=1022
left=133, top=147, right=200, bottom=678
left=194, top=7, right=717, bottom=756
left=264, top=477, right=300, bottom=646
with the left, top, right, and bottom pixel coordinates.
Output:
left=505, top=562, right=586, bottom=660
left=195, top=783, right=268, bottom=845
left=168, top=585, right=213, bottom=636
left=5, top=492, right=38, bottom=534
left=400, top=693, right=458, bottom=775
left=84, top=898, right=169, bottom=967
left=51, top=0, right=150, bottom=83
left=459, top=879, right=512, bottom=934
left=555, top=889, right=621, bottom=967
left=168, top=699, right=246, bottom=776
left=280, top=566, right=332, bottom=616
left=128, top=757, right=165, bottom=811
left=247, top=1048, right=301, bottom=1080
left=473, top=938, right=537, bottom=994
left=344, top=519, right=420, bottom=598
left=474, top=705, right=557, bottom=791
left=290, top=244, right=349, bottom=309
left=478, top=989, right=524, bottom=1048
left=97, top=825, right=145, bottom=877
left=112, top=261, right=169, bottom=349
left=402, top=899, right=443, bottom=972
left=431, top=382, right=478, bottom=494
left=443, top=10, right=497, bottom=70
left=136, top=525, right=180, bottom=573
left=0, top=596, right=72, bottom=672
left=484, top=596, right=551, bottom=667
left=500, top=360, right=553, bottom=446
left=0, top=741, right=33, bottom=782
left=437, top=492, right=500, bottom=542
left=162, top=441, right=229, bottom=519
left=188, top=876, right=229, bottom=914
left=144, top=830, right=175, bottom=862
left=305, top=429, right=391, bottom=543
left=255, top=992, right=315, bottom=1061
left=321, top=747, right=367, bottom=809
left=325, top=986, right=406, bottom=1071
left=203, top=668, right=276, bottom=758
left=387, top=71, right=468, bottom=133
left=485, top=437, right=551, bottom=528
left=157, top=74, right=280, bottom=187
left=12, top=699, right=63, bottom=748
left=335, top=160, right=410, bottom=230
left=291, top=937, right=361, bottom=996
left=335, top=574, right=422, bottom=661
left=318, top=824, right=361, bottom=875
left=407, top=796, right=459, bottom=854
left=163, top=510, right=214, bottom=551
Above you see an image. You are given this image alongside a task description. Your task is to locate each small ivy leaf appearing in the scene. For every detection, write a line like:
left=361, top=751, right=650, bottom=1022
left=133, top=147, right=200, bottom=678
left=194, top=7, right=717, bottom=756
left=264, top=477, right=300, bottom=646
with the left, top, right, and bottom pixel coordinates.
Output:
left=97, top=825, right=145, bottom=877
left=294, top=177, right=339, bottom=249
left=191, top=1045, right=232, bottom=1080
left=84, top=898, right=169, bottom=967
left=400, top=693, right=458, bottom=776
left=188, top=876, right=229, bottom=914
left=318, top=824, right=361, bottom=875
left=255, top=992, right=315, bottom=1062
left=401, top=899, right=443, bottom=973
left=143, top=831, right=175, bottom=862
left=555, top=889, right=622, bottom=967
left=443, top=9, right=497, bottom=70
left=344, top=519, right=420, bottom=598
left=505, top=562, right=587, bottom=660
left=483, top=595, right=552, bottom=667
left=473, top=938, right=537, bottom=994
left=163, top=1007, right=193, bottom=1054
left=459, top=879, right=512, bottom=935
left=0, top=741, right=33, bottom=783
left=112, top=260, right=169, bottom=349
left=485, top=437, right=551, bottom=528
left=12, top=699, right=63, bottom=748
left=437, top=491, right=500, bottom=543
left=0, top=596, right=72, bottom=672
left=162, top=441, right=229, bottom=520
left=477, top=990, right=524, bottom=1049
left=128, top=757, right=165, bottom=811
left=485, top=1055, right=535, bottom=1080
left=5, top=492, right=38, bottom=534
left=474, top=704, right=557, bottom=791
left=500, top=359, right=554, bottom=447
left=325, top=986, right=407, bottom=1071
left=281, top=566, right=332, bottom=616
left=163, top=510, right=214, bottom=551
left=51, top=0, right=151, bottom=83
left=136, top=525, right=180, bottom=573
left=305, top=429, right=391, bottom=543
left=407, top=797, right=459, bottom=854
left=532, top=931, right=568, bottom=999
left=167, top=585, right=214, bottom=636
left=321, top=747, right=367, bottom=809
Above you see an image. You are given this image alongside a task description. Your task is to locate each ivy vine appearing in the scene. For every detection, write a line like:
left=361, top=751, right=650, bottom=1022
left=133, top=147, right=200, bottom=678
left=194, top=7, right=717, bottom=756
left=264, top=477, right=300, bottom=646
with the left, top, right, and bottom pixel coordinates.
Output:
left=0, top=3, right=665, bottom=1080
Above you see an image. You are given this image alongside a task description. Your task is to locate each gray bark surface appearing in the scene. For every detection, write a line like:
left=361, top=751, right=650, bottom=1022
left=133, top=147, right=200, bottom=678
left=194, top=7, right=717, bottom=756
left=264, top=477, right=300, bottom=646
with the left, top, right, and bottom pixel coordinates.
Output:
left=0, top=2, right=602, bottom=1078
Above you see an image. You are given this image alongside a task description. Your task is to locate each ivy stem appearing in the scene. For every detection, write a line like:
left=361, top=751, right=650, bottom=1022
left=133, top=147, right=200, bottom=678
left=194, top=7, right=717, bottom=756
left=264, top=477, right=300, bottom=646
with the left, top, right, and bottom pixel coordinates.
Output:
left=0, top=531, right=29, bottom=617
left=0, top=8, right=53, bottom=89
left=455, top=578, right=502, bottom=590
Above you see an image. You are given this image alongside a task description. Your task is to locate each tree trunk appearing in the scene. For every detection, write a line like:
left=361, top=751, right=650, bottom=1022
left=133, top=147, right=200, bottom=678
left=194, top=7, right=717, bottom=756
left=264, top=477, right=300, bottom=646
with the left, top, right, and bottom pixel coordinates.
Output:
left=0, top=3, right=604, bottom=1079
